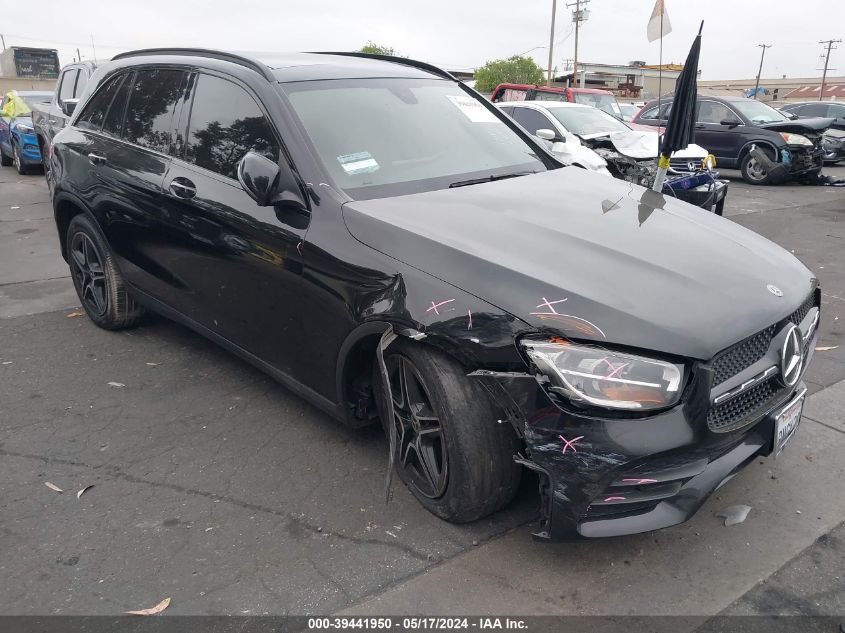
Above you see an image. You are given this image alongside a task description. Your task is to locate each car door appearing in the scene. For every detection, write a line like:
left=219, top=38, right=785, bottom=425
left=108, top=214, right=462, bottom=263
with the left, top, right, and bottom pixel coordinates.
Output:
left=159, top=71, right=308, bottom=374
left=72, top=67, right=189, bottom=311
left=694, top=100, right=743, bottom=164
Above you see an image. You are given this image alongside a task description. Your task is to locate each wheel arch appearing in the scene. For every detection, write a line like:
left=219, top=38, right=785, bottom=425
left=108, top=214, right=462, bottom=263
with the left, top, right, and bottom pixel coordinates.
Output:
left=738, top=138, right=780, bottom=162
left=53, top=192, right=97, bottom=262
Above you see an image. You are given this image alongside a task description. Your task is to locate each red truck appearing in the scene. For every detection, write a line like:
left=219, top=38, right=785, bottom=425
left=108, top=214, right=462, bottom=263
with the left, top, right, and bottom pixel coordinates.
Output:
left=490, top=83, right=622, bottom=118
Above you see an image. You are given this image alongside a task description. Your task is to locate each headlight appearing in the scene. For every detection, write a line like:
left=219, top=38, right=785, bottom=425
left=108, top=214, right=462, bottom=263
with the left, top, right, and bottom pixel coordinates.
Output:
left=15, top=123, right=34, bottom=134
left=779, top=132, right=812, bottom=146
left=521, top=339, right=685, bottom=411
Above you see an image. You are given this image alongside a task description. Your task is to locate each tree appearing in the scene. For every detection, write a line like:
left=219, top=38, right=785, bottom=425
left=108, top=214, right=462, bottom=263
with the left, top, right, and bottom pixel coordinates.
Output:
left=474, top=56, right=546, bottom=93
left=358, top=41, right=398, bottom=56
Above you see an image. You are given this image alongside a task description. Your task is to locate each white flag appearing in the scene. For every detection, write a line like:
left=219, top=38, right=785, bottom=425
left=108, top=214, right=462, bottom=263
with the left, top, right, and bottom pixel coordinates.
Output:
left=647, top=0, right=672, bottom=42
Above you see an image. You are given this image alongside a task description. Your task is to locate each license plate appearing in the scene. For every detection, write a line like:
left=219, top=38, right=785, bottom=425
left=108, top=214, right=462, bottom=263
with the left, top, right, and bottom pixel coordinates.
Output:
left=774, top=391, right=805, bottom=457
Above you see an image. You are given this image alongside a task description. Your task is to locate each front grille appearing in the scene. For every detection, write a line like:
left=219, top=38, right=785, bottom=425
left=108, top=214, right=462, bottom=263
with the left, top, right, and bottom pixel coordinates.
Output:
left=669, top=158, right=696, bottom=172
left=711, top=293, right=815, bottom=386
left=707, top=377, right=788, bottom=432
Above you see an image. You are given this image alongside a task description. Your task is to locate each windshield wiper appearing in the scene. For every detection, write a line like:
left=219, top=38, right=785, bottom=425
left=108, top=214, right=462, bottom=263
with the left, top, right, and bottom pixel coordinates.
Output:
left=449, top=171, right=534, bottom=188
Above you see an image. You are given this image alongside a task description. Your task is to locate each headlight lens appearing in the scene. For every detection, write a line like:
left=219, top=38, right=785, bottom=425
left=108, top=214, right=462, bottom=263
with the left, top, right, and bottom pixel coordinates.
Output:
left=779, top=132, right=812, bottom=146
left=15, top=123, right=34, bottom=134
left=521, top=340, right=684, bottom=411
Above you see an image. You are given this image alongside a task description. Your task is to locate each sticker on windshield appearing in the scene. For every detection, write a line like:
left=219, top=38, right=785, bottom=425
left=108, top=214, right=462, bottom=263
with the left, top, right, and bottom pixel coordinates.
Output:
left=447, top=95, right=498, bottom=123
left=337, top=151, right=379, bottom=175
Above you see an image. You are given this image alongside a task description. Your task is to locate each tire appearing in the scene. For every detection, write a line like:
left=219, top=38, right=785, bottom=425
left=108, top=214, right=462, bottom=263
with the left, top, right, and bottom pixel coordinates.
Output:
left=740, top=147, right=777, bottom=185
left=374, top=339, right=522, bottom=523
left=13, top=142, right=29, bottom=175
left=0, top=147, right=11, bottom=166
left=66, top=214, right=145, bottom=330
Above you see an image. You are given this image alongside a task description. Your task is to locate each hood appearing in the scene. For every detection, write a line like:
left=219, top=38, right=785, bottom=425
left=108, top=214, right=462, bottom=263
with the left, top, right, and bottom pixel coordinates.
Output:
left=343, top=168, right=815, bottom=360
left=761, top=117, right=834, bottom=134
left=580, top=130, right=706, bottom=160
left=11, top=115, right=34, bottom=130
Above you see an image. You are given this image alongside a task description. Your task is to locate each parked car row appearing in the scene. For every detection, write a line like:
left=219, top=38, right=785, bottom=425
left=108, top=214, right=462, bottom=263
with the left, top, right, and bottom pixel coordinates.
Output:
left=0, top=90, right=53, bottom=174
left=43, top=49, right=819, bottom=541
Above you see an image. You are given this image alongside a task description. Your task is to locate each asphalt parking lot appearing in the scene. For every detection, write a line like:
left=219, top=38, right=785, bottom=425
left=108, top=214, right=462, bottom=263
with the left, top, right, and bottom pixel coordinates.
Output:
left=1, top=165, right=844, bottom=618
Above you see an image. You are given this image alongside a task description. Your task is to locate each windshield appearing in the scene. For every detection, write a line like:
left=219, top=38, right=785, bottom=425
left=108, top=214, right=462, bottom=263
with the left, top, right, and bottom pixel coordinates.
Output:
left=548, top=106, right=631, bottom=136
left=573, top=93, right=621, bottom=116
left=731, top=99, right=788, bottom=124
left=281, top=78, right=547, bottom=200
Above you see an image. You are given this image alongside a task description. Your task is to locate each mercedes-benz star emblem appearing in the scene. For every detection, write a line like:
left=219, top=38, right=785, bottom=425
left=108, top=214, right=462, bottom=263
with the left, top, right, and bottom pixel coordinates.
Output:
left=780, top=324, right=804, bottom=387
left=767, top=284, right=783, bottom=297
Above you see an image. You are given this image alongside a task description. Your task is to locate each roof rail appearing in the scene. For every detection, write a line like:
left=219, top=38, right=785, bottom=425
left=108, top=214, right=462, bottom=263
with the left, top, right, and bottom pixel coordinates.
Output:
left=312, top=52, right=456, bottom=81
left=111, top=48, right=275, bottom=82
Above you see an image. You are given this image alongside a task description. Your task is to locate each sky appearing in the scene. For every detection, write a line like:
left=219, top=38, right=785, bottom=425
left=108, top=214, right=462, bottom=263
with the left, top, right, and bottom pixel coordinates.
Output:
left=1, top=0, right=842, bottom=80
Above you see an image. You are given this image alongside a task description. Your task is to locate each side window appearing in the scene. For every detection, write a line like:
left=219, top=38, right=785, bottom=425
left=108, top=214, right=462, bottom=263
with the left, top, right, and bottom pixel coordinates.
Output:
left=123, top=68, right=188, bottom=154
left=639, top=105, right=659, bottom=120
left=76, top=74, right=124, bottom=132
left=511, top=107, right=555, bottom=136
left=184, top=73, right=280, bottom=180
left=59, top=69, right=78, bottom=103
left=801, top=103, right=830, bottom=117
left=74, top=71, right=89, bottom=98
left=101, top=73, right=132, bottom=138
left=696, top=101, right=736, bottom=125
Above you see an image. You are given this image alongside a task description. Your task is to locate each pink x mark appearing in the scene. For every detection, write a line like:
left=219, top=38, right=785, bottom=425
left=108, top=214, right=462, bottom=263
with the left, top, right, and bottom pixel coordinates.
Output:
left=559, top=434, right=584, bottom=454
left=599, top=357, right=628, bottom=378
left=426, top=299, right=455, bottom=315
left=531, top=297, right=568, bottom=316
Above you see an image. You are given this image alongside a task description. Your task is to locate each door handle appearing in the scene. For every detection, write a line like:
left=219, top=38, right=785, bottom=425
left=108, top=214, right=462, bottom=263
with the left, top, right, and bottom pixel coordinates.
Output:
left=49, top=119, right=57, bottom=124
left=169, top=178, right=197, bottom=199
left=88, top=153, right=107, bottom=165
left=695, top=124, right=706, bottom=129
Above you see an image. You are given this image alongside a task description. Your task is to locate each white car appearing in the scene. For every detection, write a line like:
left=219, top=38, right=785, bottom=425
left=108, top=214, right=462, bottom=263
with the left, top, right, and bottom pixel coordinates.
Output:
left=496, top=101, right=710, bottom=177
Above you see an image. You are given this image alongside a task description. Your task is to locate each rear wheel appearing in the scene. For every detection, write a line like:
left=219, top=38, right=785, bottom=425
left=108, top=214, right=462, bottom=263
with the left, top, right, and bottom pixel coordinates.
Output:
left=66, top=214, right=145, bottom=330
left=374, top=340, right=522, bottom=523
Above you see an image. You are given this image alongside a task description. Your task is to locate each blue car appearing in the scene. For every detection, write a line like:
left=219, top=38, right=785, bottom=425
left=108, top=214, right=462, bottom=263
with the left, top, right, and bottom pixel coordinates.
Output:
left=1, top=90, right=54, bottom=174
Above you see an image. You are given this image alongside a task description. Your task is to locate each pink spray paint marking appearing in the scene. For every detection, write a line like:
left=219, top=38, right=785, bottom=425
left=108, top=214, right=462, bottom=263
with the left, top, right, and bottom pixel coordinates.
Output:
left=599, top=357, right=628, bottom=378
left=467, top=310, right=473, bottom=330
left=604, top=496, right=627, bottom=502
left=531, top=296, right=568, bottom=316
left=559, top=434, right=584, bottom=454
left=426, top=299, right=455, bottom=315
left=621, top=478, right=658, bottom=485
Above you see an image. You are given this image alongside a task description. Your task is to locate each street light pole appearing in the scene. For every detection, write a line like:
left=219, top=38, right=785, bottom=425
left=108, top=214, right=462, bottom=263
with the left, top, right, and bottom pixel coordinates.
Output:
left=753, top=44, right=771, bottom=100
left=547, top=0, right=557, bottom=86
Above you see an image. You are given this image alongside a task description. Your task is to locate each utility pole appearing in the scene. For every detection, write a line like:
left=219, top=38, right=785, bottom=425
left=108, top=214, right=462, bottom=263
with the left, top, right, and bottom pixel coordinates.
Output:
left=565, top=0, right=590, bottom=88
left=547, top=0, right=557, bottom=86
left=90, top=34, right=97, bottom=62
left=818, top=39, right=841, bottom=101
left=753, top=44, right=771, bottom=100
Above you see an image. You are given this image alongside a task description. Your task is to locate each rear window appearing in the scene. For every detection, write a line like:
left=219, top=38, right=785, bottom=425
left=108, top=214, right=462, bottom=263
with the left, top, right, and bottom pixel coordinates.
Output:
left=122, top=68, right=188, bottom=154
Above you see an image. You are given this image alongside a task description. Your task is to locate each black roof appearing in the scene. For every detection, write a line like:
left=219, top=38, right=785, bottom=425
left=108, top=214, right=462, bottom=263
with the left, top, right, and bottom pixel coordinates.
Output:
left=111, top=48, right=451, bottom=83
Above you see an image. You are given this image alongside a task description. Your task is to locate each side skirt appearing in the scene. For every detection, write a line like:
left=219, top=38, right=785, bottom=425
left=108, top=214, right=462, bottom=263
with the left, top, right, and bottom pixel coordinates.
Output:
left=129, top=286, right=346, bottom=423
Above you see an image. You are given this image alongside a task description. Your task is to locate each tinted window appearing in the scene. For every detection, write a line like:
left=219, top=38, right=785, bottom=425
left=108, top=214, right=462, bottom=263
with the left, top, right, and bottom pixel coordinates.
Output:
left=102, top=74, right=132, bottom=138
left=185, top=74, right=279, bottom=179
left=639, top=105, right=659, bottom=120
left=59, top=69, right=78, bottom=102
left=76, top=74, right=124, bottom=132
left=800, top=103, right=830, bottom=117
left=74, top=71, right=89, bottom=98
left=123, top=68, right=187, bottom=154
left=512, top=107, right=555, bottom=135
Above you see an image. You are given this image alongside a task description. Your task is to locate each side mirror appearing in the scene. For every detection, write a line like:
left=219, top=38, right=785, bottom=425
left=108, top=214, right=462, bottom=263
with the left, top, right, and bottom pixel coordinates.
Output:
left=719, top=118, right=740, bottom=127
left=535, top=128, right=557, bottom=141
left=62, top=98, right=79, bottom=117
left=237, top=151, right=308, bottom=211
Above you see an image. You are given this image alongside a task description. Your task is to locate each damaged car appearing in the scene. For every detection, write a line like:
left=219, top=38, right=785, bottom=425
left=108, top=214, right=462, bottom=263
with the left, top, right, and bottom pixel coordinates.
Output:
left=49, top=49, right=819, bottom=540
left=500, top=100, right=728, bottom=213
left=633, top=95, right=831, bottom=184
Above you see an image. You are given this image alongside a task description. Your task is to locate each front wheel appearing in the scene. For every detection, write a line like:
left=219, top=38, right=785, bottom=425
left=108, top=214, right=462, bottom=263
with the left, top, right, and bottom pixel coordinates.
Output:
left=374, top=340, right=522, bottom=523
left=740, top=148, right=778, bottom=185
left=13, top=143, right=28, bottom=175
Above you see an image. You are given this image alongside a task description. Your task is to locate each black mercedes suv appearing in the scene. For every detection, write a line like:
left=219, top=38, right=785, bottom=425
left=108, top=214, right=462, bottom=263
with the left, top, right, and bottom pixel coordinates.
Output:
left=48, top=49, right=819, bottom=540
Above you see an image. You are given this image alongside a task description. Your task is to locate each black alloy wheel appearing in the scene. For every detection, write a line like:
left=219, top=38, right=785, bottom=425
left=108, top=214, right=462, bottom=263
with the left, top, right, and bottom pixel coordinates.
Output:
left=70, top=231, right=108, bottom=317
left=387, top=354, right=449, bottom=499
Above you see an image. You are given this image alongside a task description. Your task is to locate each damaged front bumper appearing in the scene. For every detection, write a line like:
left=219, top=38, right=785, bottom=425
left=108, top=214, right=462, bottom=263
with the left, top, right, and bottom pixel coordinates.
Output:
left=473, top=368, right=808, bottom=541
